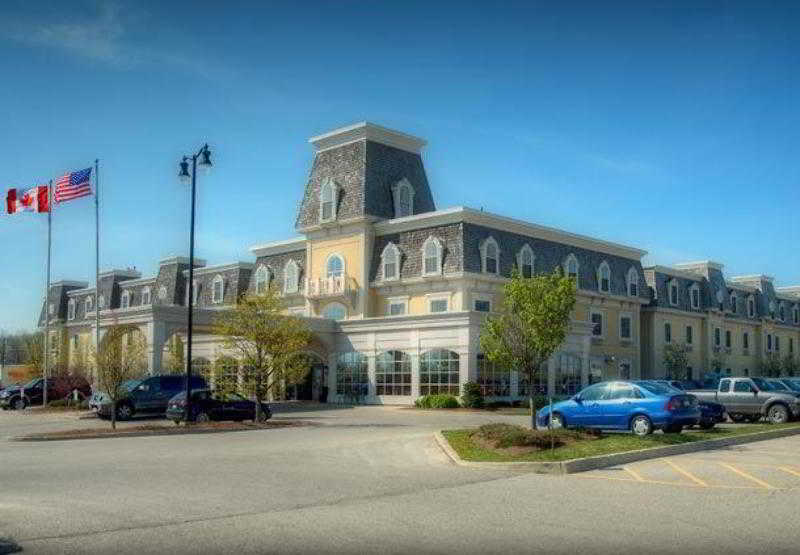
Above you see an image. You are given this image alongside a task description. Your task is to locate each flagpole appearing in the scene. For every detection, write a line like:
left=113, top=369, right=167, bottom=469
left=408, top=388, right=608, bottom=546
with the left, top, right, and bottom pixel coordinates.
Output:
left=43, top=180, right=52, bottom=408
left=94, top=159, right=100, bottom=382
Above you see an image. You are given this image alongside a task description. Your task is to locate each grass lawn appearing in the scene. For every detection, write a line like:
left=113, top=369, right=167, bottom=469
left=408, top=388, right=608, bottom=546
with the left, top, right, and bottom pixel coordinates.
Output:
left=442, top=423, right=800, bottom=463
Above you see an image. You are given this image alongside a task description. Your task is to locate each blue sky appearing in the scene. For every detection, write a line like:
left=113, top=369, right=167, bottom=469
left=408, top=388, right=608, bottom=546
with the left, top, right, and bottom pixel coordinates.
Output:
left=1, top=0, right=798, bottom=332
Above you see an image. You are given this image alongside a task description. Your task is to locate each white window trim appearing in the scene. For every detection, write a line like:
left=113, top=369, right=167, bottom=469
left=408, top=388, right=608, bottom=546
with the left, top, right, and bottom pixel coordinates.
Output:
left=480, top=236, right=500, bottom=275
left=386, top=295, right=409, bottom=317
left=619, top=312, right=633, bottom=341
left=472, top=293, right=493, bottom=313
left=689, top=283, right=700, bottom=310
left=517, top=244, right=534, bottom=277
left=391, top=178, right=415, bottom=219
left=120, top=291, right=130, bottom=309
left=597, top=261, right=611, bottom=293
left=627, top=267, right=639, bottom=297
left=67, top=299, right=76, bottom=320
left=255, top=265, right=270, bottom=295
left=326, top=253, right=346, bottom=279
left=668, top=279, right=679, bottom=307
left=142, top=286, right=151, bottom=306
left=284, top=260, right=300, bottom=294
left=319, top=177, right=339, bottom=223
left=380, top=242, right=401, bottom=282
left=211, top=275, right=224, bottom=304
left=426, top=293, right=451, bottom=314
left=421, top=236, right=443, bottom=277
left=564, top=253, right=579, bottom=280
left=589, top=308, right=605, bottom=339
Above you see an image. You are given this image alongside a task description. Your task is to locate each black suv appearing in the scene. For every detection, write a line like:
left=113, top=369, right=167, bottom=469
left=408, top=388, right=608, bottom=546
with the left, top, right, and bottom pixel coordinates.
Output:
left=92, top=375, right=207, bottom=420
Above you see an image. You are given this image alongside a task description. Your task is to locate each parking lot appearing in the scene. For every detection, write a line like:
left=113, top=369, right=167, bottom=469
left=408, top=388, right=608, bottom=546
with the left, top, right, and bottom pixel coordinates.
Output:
left=2, top=405, right=799, bottom=554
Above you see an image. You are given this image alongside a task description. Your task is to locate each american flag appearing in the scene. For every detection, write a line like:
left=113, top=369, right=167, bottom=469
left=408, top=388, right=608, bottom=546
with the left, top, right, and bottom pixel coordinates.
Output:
left=54, top=167, right=92, bottom=203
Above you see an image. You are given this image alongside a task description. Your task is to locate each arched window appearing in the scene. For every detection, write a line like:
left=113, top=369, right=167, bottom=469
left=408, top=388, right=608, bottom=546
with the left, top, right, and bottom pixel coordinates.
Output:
left=255, top=265, right=270, bottom=295
left=477, top=354, right=511, bottom=396
left=212, top=275, right=224, bottom=304
left=689, top=283, right=700, bottom=309
left=142, top=286, right=151, bottom=306
left=284, top=260, right=299, bottom=294
left=85, top=295, right=94, bottom=313
left=597, top=261, right=611, bottom=293
left=627, top=267, right=639, bottom=297
left=326, top=254, right=344, bottom=279
left=419, top=350, right=460, bottom=395
left=381, top=243, right=400, bottom=281
left=120, top=290, right=130, bottom=309
left=518, top=244, right=534, bottom=278
left=323, top=302, right=347, bottom=321
left=375, top=351, right=411, bottom=395
left=779, top=302, right=785, bottom=322
left=481, top=237, right=500, bottom=275
left=730, top=292, right=738, bottom=314
left=747, top=295, right=756, bottom=318
left=794, top=305, right=799, bottom=325
left=67, top=299, right=76, bottom=320
left=564, top=254, right=579, bottom=280
left=668, top=279, right=679, bottom=306
left=336, top=352, right=369, bottom=397
left=319, top=178, right=338, bottom=222
left=422, top=236, right=443, bottom=276
left=392, top=178, right=415, bottom=218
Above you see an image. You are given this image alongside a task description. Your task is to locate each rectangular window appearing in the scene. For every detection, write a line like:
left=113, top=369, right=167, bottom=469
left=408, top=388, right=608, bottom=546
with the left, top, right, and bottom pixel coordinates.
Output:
left=748, top=299, right=755, bottom=317
left=321, top=201, right=333, bottom=221
left=743, top=332, right=749, bottom=350
left=388, top=301, right=406, bottom=316
left=714, top=328, right=721, bottom=346
left=476, top=354, right=511, bottom=396
left=691, top=289, right=699, bottom=309
left=591, top=312, right=603, bottom=337
left=725, top=330, right=731, bottom=349
left=790, top=338, right=794, bottom=354
left=670, top=285, right=678, bottom=305
left=429, top=299, right=448, bottom=313
left=620, top=315, right=632, bottom=340
left=775, top=336, right=780, bottom=352
left=686, top=326, right=693, bottom=345
left=664, top=322, right=672, bottom=344
left=474, top=299, right=491, bottom=313
left=767, top=334, right=772, bottom=351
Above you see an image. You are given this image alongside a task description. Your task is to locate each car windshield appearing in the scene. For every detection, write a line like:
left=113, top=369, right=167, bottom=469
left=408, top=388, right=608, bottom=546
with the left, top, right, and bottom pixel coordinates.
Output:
left=766, top=380, right=789, bottom=391
left=22, top=378, right=41, bottom=389
left=122, top=380, right=142, bottom=392
left=751, top=378, right=777, bottom=391
left=781, top=380, right=800, bottom=392
left=634, top=381, right=678, bottom=395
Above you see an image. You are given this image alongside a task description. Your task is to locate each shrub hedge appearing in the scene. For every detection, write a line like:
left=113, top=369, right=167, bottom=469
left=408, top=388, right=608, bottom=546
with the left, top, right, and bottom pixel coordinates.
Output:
left=473, top=423, right=601, bottom=449
left=415, top=394, right=460, bottom=409
left=460, top=382, right=484, bottom=408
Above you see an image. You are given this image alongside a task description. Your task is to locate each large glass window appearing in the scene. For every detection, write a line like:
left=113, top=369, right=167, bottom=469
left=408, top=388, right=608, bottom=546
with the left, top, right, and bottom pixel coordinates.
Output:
left=212, top=276, right=224, bottom=304
left=591, top=311, right=603, bottom=337
left=598, top=262, right=611, bottom=293
left=419, top=350, right=460, bottom=395
left=517, top=364, right=547, bottom=396
left=336, top=352, right=369, bottom=396
left=483, top=238, right=499, bottom=274
left=476, top=354, right=510, bottom=396
left=381, top=243, right=399, bottom=281
left=620, top=315, right=632, bottom=340
left=255, top=266, right=269, bottom=294
left=375, top=351, right=411, bottom=396
left=556, top=354, right=582, bottom=396
left=327, top=255, right=344, bottom=279
left=664, top=322, right=672, bottom=343
left=519, top=246, right=534, bottom=278
left=423, top=237, right=442, bottom=275
left=284, top=261, right=299, bottom=294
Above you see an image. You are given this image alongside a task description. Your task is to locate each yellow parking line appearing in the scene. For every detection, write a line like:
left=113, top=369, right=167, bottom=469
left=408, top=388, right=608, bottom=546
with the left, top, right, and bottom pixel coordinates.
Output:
left=665, top=460, right=708, bottom=487
left=718, top=462, right=775, bottom=489
left=624, top=466, right=645, bottom=482
left=778, top=466, right=800, bottom=478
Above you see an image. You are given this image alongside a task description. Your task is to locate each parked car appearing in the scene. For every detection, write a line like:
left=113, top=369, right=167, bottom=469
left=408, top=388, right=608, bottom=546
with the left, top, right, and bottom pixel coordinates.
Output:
left=776, top=378, right=800, bottom=394
left=0, top=376, right=91, bottom=410
left=765, top=378, right=800, bottom=398
left=648, top=381, right=725, bottom=429
left=92, top=375, right=207, bottom=420
left=536, top=380, right=701, bottom=436
left=166, top=389, right=272, bottom=423
left=688, top=377, right=800, bottom=424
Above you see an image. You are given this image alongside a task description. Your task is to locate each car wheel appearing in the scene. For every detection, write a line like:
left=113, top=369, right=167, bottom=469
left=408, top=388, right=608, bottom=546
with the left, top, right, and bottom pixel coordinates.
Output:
left=13, top=398, right=26, bottom=411
left=116, top=403, right=134, bottom=421
left=550, top=412, right=565, bottom=429
left=195, top=411, right=210, bottom=423
left=767, top=404, right=789, bottom=425
left=630, top=415, right=653, bottom=436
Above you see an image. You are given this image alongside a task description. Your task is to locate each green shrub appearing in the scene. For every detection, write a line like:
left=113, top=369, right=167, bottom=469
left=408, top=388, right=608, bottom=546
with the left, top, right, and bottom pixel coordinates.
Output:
left=414, top=394, right=460, bottom=409
left=460, top=382, right=484, bottom=408
left=473, top=423, right=600, bottom=449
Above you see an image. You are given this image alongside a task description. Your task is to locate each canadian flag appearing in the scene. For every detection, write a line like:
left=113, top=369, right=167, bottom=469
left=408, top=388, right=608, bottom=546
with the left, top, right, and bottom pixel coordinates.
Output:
left=6, top=185, right=50, bottom=214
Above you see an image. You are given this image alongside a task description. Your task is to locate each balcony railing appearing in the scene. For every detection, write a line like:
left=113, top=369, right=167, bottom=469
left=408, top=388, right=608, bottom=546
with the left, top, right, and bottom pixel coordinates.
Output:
left=305, top=275, right=354, bottom=299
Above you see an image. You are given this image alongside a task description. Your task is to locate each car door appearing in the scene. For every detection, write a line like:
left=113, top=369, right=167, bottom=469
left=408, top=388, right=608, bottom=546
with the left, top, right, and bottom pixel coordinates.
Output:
left=133, top=377, right=162, bottom=413
left=730, top=380, right=757, bottom=415
left=570, top=383, right=608, bottom=427
left=598, top=383, right=639, bottom=429
left=157, top=377, right=185, bottom=413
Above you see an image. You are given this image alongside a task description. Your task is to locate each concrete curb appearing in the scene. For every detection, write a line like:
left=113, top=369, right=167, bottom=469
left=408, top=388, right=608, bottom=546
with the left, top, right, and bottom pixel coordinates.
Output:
left=434, top=426, right=800, bottom=474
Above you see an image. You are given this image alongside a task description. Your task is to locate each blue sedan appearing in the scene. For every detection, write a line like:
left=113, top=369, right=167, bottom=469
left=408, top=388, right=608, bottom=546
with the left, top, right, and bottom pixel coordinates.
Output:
left=536, top=381, right=701, bottom=436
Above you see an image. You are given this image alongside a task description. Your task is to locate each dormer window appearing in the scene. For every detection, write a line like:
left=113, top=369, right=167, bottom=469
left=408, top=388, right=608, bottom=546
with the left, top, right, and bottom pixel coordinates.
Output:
left=85, top=296, right=94, bottom=313
left=422, top=236, right=443, bottom=276
left=381, top=243, right=400, bottom=281
left=121, top=291, right=130, bottom=309
left=730, top=292, right=737, bottom=314
left=284, top=260, right=299, bottom=294
left=212, top=275, right=224, bottom=304
left=319, top=178, right=338, bottom=222
left=747, top=296, right=755, bottom=318
left=689, top=283, right=700, bottom=309
left=668, top=279, right=679, bottom=306
left=481, top=237, right=499, bottom=275
left=255, top=265, right=270, bottom=295
left=779, top=303, right=785, bottom=322
left=769, top=300, right=776, bottom=320
left=564, top=254, right=579, bottom=280
left=391, top=178, right=415, bottom=219
left=97, top=295, right=105, bottom=309
left=794, top=305, right=799, bottom=325
left=597, top=261, right=611, bottom=293
left=67, top=299, right=76, bottom=320
left=142, top=287, right=151, bottom=306
left=517, top=245, right=534, bottom=278
left=627, top=267, right=639, bottom=297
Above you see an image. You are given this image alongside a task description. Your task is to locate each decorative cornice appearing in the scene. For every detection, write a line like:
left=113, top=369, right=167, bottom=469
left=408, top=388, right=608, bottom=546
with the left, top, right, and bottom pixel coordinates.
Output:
left=249, top=237, right=307, bottom=257
left=730, top=274, right=775, bottom=283
left=644, top=265, right=704, bottom=282
left=309, top=121, right=427, bottom=154
left=181, top=262, right=254, bottom=277
left=674, top=260, right=725, bottom=272
left=98, top=269, right=141, bottom=279
left=158, top=256, right=207, bottom=267
left=50, top=280, right=88, bottom=289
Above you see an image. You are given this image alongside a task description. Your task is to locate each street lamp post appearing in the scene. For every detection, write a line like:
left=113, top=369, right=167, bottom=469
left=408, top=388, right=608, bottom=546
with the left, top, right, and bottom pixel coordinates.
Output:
left=178, top=144, right=212, bottom=423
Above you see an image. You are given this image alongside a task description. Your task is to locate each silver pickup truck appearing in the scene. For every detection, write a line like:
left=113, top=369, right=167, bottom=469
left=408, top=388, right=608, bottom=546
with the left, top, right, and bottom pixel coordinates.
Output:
left=689, top=377, right=800, bottom=424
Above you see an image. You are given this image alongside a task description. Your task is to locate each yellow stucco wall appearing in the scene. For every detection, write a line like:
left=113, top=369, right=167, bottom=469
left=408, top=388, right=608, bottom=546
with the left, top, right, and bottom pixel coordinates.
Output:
left=308, top=234, right=365, bottom=288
